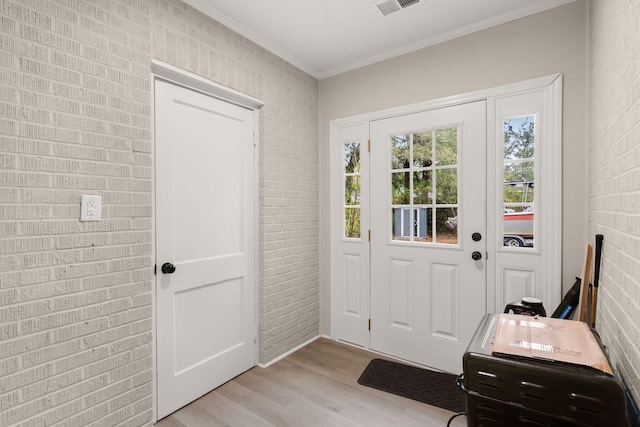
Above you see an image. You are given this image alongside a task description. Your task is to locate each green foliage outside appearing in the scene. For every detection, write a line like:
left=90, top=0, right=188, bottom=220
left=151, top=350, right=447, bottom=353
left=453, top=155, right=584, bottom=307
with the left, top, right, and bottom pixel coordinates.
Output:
left=504, top=117, right=535, bottom=210
left=391, top=129, right=459, bottom=238
left=344, top=142, right=361, bottom=238
left=345, top=208, right=360, bottom=238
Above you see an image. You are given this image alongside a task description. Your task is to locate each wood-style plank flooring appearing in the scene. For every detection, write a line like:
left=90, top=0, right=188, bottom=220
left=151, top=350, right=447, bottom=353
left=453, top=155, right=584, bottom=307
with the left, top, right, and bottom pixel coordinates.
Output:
left=155, top=338, right=466, bottom=426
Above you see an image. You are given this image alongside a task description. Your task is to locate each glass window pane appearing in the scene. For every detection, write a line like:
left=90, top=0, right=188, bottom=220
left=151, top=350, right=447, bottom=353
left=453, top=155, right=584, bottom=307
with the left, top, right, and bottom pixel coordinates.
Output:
left=503, top=115, right=535, bottom=249
left=435, top=128, right=457, bottom=166
left=412, top=208, right=432, bottom=243
left=391, top=135, right=410, bottom=170
left=391, top=172, right=410, bottom=204
left=392, top=208, right=411, bottom=241
left=436, top=207, right=458, bottom=244
left=345, top=208, right=360, bottom=238
left=504, top=116, right=535, bottom=160
left=504, top=160, right=534, bottom=183
left=435, top=169, right=457, bottom=204
left=413, top=132, right=433, bottom=168
left=504, top=182, right=534, bottom=205
left=344, top=141, right=360, bottom=173
left=503, top=210, right=533, bottom=248
left=413, top=171, right=432, bottom=204
left=345, top=175, right=360, bottom=205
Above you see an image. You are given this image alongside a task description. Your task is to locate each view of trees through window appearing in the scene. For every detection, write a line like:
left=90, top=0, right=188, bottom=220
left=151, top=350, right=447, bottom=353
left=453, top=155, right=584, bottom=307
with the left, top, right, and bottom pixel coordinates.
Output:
left=390, top=128, right=458, bottom=244
left=344, top=141, right=361, bottom=238
left=342, top=118, right=535, bottom=246
left=503, top=115, right=535, bottom=248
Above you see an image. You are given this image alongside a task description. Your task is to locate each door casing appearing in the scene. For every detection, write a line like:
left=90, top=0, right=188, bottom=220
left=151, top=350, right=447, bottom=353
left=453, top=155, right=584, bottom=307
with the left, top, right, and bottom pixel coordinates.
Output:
left=151, top=60, right=263, bottom=422
left=330, top=74, right=563, bottom=356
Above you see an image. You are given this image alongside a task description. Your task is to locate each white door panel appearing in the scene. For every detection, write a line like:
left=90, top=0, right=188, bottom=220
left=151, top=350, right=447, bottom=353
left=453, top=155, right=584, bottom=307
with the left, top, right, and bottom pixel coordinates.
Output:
left=155, top=79, right=256, bottom=419
left=370, top=101, right=487, bottom=374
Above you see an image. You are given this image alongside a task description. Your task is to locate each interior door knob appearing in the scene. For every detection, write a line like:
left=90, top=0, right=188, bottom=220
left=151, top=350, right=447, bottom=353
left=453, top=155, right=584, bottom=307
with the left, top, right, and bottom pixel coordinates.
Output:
left=161, top=262, right=176, bottom=274
left=471, top=251, right=482, bottom=261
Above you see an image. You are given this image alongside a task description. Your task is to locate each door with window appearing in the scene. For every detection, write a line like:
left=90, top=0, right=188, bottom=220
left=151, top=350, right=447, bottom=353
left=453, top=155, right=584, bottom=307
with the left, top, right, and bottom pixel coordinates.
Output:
left=330, top=76, right=563, bottom=376
left=369, top=101, right=486, bottom=374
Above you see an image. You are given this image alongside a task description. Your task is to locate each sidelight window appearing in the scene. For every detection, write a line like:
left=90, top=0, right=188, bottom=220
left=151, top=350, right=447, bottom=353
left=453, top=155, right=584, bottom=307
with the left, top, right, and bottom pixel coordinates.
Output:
left=502, top=115, right=535, bottom=248
left=344, top=141, right=361, bottom=238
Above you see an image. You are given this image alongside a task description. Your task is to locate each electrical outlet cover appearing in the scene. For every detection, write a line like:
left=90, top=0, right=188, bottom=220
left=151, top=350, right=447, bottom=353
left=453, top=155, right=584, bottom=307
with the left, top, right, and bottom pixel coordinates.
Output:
left=81, top=195, right=102, bottom=221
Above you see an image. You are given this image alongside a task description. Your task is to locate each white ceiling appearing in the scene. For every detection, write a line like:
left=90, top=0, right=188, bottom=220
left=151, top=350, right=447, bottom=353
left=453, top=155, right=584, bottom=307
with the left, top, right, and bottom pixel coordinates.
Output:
left=183, top=0, right=575, bottom=79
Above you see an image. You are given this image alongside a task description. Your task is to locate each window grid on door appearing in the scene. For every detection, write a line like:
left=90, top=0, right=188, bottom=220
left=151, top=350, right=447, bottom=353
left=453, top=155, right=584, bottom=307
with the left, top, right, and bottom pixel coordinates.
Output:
left=390, top=128, right=459, bottom=245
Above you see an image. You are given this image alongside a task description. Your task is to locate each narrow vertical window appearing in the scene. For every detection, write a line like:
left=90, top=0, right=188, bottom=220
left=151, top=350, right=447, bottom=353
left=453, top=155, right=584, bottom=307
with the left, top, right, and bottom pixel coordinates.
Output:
left=503, top=116, right=535, bottom=248
left=344, top=141, right=361, bottom=238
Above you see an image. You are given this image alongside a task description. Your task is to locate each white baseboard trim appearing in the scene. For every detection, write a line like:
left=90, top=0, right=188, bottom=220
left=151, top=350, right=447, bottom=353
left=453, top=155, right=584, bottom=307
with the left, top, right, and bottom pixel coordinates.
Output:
left=258, top=334, right=321, bottom=368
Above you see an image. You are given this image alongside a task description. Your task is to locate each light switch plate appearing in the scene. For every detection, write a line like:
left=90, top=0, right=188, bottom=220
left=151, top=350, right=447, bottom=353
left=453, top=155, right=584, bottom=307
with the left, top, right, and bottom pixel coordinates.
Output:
left=80, top=195, right=102, bottom=221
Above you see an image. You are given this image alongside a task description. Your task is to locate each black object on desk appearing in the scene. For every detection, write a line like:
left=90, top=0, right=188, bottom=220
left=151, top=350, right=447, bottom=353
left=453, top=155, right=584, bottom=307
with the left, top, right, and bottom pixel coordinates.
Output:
left=459, top=314, right=630, bottom=427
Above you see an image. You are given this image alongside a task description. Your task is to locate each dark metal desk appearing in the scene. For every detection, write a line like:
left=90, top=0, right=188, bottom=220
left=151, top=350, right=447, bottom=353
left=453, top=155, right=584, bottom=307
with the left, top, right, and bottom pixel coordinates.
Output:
left=460, top=314, right=629, bottom=427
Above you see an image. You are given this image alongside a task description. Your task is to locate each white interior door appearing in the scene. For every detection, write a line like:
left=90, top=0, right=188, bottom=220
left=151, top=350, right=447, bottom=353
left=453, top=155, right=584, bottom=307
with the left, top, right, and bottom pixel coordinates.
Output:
left=155, top=79, right=256, bottom=419
left=370, top=101, right=486, bottom=374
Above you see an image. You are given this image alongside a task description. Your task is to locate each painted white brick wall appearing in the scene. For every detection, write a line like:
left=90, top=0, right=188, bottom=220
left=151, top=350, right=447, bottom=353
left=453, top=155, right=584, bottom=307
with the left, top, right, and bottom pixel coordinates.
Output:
left=0, top=0, right=319, bottom=425
left=589, top=0, right=640, bottom=405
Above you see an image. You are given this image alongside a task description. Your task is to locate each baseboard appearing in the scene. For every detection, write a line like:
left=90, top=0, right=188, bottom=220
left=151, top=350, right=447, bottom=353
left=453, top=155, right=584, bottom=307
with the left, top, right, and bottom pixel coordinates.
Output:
left=258, top=335, right=321, bottom=368
left=334, top=338, right=441, bottom=371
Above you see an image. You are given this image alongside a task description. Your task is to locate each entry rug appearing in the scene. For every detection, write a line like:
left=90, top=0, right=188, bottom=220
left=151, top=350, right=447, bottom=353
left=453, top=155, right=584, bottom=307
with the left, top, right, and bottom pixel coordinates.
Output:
left=357, top=358, right=465, bottom=413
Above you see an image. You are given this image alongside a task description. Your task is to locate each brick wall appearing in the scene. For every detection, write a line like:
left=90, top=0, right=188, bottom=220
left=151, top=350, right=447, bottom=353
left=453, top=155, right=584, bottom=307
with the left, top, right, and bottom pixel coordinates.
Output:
left=0, top=0, right=319, bottom=425
left=589, top=0, right=640, bottom=404
left=260, top=68, right=320, bottom=361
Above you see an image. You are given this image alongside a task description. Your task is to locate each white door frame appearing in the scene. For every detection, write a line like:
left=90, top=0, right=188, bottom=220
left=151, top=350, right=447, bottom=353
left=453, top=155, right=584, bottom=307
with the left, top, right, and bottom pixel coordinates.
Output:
left=150, top=60, right=263, bottom=422
left=330, top=74, right=562, bottom=346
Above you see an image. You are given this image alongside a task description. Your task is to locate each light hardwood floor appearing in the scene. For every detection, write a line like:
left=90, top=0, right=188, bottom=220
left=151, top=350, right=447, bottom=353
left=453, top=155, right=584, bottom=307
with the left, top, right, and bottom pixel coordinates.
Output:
left=155, top=338, right=466, bottom=426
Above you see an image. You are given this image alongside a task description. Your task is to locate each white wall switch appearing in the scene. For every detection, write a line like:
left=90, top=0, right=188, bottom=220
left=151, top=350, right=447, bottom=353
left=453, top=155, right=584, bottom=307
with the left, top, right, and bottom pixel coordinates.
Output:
left=80, top=195, right=102, bottom=221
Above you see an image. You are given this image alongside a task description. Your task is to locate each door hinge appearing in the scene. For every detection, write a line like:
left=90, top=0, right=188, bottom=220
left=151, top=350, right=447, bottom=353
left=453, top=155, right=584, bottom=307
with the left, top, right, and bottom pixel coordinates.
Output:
left=368, top=319, right=371, bottom=331
left=368, top=139, right=371, bottom=152
left=154, top=264, right=156, bottom=275
left=368, top=229, right=371, bottom=241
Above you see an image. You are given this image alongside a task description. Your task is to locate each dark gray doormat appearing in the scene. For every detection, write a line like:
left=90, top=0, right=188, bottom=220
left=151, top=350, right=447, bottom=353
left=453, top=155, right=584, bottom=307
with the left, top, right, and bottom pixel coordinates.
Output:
left=357, top=358, right=465, bottom=413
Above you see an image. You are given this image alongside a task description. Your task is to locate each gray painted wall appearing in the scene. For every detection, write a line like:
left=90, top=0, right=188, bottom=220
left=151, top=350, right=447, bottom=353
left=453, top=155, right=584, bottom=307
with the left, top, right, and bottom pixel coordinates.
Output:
left=319, top=1, right=589, bottom=334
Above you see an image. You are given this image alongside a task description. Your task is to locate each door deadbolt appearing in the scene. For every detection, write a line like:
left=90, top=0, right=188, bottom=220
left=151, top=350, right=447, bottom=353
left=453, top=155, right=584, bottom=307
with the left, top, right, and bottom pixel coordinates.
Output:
left=472, top=232, right=482, bottom=241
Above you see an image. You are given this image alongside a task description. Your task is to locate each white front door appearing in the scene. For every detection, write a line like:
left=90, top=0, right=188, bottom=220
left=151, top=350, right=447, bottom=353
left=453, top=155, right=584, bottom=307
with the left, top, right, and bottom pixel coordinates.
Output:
left=155, top=79, right=256, bottom=419
left=369, top=101, right=486, bottom=374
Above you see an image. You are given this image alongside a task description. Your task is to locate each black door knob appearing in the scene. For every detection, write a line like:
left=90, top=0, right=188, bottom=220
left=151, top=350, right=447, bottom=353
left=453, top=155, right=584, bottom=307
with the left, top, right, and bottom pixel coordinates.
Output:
left=161, top=262, right=176, bottom=274
left=471, top=251, right=482, bottom=261
left=472, top=232, right=482, bottom=241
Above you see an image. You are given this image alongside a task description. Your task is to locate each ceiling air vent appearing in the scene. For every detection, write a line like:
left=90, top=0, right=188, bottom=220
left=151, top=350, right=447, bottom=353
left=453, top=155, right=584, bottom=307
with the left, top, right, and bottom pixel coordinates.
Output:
left=397, top=0, right=421, bottom=7
left=374, top=0, right=423, bottom=16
